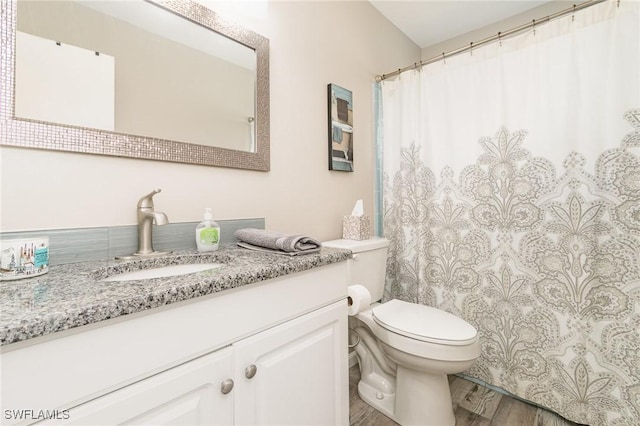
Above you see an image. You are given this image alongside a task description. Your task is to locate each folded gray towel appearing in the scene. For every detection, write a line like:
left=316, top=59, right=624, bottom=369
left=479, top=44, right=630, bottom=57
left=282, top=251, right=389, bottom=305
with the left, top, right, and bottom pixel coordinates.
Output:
left=234, top=228, right=322, bottom=255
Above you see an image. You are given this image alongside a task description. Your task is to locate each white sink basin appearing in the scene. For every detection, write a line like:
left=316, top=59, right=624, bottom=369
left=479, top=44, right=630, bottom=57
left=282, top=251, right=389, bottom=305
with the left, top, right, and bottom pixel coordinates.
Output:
left=103, top=263, right=223, bottom=282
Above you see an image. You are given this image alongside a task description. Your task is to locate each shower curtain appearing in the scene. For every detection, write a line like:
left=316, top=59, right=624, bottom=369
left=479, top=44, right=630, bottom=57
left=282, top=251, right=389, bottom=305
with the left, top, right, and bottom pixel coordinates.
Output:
left=378, top=1, right=639, bottom=425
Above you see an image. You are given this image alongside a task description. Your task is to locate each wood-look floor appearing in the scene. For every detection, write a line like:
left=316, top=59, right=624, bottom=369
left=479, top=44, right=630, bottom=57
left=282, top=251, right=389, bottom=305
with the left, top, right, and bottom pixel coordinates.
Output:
left=349, top=365, right=582, bottom=426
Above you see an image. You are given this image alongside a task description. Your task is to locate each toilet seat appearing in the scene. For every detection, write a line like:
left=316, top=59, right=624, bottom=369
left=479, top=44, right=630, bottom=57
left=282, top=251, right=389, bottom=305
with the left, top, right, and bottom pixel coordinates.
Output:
left=372, top=299, right=477, bottom=346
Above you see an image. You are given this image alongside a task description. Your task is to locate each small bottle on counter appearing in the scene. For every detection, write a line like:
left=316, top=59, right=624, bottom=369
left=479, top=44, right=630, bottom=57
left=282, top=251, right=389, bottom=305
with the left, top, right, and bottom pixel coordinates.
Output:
left=195, top=208, right=220, bottom=252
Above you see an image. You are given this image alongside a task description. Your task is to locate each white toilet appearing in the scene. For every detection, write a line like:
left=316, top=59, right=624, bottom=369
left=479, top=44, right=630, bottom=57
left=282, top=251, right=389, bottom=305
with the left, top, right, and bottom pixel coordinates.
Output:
left=323, top=238, right=480, bottom=426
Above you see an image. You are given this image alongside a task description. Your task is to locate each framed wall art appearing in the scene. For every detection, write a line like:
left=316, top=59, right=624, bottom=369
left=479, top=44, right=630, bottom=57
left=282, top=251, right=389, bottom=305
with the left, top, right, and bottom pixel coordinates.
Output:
left=327, top=84, right=353, bottom=172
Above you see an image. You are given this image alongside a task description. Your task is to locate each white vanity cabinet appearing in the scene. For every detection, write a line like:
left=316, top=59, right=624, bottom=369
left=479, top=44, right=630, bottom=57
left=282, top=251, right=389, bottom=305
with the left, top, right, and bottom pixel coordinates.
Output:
left=43, top=302, right=346, bottom=426
left=1, top=262, right=349, bottom=426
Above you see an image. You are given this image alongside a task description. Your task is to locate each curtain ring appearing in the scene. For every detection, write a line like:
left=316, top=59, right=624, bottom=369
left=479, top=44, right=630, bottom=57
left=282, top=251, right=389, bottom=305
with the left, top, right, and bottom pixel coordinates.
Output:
left=498, top=31, right=502, bottom=47
left=532, top=19, right=536, bottom=36
left=470, top=41, right=474, bottom=56
left=572, top=4, right=576, bottom=21
left=442, top=52, right=446, bottom=64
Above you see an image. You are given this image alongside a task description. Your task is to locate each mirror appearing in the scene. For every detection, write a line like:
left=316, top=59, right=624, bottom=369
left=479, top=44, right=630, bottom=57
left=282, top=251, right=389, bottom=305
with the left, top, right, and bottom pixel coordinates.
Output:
left=1, top=0, right=270, bottom=171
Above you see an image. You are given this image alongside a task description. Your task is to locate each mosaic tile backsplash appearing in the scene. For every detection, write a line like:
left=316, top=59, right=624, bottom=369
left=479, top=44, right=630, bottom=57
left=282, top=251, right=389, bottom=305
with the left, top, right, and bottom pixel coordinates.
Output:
left=0, top=218, right=265, bottom=266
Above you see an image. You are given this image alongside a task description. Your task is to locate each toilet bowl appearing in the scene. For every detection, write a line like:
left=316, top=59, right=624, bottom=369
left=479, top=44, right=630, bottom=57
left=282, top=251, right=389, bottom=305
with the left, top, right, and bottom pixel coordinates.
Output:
left=323, top=238, right=480, bottom=426
left=355, top=300, right=480, bottom=426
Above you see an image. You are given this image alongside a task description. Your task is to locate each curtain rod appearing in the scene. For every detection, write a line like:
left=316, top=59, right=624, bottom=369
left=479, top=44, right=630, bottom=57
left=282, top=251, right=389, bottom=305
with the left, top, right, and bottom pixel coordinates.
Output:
left=376, top=0, right=608, bottom=82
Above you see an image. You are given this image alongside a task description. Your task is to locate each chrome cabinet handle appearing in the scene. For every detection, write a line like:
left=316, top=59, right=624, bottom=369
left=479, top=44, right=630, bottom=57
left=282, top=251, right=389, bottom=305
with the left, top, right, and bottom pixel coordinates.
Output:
left=220, top=379, right=234, bottom=395
left=245, top=364, right=258, bottom=379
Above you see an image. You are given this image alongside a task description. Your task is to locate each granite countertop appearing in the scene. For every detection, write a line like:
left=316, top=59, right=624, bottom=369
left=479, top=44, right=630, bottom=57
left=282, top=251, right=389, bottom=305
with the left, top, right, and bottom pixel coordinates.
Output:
left=0, top=245, right=352, bottom=347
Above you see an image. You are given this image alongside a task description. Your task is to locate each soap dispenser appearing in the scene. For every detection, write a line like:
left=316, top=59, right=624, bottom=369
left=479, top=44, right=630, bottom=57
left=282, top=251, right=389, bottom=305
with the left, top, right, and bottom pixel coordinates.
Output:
left=195, top=208, right=220, bottom=252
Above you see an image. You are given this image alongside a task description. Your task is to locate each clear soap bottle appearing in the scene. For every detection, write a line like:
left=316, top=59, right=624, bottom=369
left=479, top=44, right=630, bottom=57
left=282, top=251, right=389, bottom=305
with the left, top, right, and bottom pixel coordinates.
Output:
left=195, top=208, right=220, bottom=252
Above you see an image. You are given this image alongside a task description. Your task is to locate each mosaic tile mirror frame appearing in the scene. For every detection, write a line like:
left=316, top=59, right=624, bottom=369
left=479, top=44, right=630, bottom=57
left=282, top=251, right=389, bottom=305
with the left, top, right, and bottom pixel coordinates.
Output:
left=0, top=0, right=270, bottom=171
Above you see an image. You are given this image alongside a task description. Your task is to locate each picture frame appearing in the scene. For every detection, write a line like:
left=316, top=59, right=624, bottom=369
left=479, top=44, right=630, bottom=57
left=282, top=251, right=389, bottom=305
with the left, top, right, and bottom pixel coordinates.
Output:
left=327, top=84, right=354, bottom=172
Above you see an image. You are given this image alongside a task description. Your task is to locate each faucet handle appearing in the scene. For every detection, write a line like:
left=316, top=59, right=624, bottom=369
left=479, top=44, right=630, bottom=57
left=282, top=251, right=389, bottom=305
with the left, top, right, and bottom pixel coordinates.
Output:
left=137, top=189, right=162, bottom=209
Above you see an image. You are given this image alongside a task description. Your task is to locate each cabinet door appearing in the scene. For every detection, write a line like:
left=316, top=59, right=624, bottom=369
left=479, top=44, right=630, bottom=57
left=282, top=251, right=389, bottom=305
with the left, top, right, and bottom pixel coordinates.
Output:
left=233, top=300, right=348, bottom=426
left=45, top=347, right=234, bottom=425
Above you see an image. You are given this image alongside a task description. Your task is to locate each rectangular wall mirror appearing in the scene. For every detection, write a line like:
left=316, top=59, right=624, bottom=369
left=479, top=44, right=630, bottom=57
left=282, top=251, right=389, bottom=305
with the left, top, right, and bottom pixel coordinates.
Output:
left=1, top=0, right=270, bottom=171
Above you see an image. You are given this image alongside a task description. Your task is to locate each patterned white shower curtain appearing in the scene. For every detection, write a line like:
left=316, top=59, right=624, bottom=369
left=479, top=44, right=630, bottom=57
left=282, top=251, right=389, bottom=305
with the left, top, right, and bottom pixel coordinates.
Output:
left=379, top=1, right=639, bottom=425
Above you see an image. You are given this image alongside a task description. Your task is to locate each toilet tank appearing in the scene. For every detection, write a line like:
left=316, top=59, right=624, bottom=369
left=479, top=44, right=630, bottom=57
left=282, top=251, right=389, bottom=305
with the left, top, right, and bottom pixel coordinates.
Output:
left=323, top=238, right=389, bottom=302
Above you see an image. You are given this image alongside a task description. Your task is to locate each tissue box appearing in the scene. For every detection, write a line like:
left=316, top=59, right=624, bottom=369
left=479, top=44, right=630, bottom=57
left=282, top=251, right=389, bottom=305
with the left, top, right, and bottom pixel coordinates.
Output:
left=343, top=215, right=371, bottom=241
left=0, top=237, right=49, bottom=281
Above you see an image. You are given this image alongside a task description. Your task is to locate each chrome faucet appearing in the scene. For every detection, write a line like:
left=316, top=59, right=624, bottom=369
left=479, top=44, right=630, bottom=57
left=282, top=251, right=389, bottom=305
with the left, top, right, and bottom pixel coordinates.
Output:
left=116, top=189, right=170, bottom=260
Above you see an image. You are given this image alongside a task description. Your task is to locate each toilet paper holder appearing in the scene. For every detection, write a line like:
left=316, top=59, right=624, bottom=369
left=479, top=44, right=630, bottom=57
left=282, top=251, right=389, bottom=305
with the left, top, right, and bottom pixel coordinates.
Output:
left=347, top=294, right=361, bottom=349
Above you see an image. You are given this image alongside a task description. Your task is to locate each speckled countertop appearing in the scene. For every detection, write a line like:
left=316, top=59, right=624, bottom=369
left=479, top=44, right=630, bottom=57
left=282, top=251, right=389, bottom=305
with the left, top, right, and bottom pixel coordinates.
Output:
left=0, top=245, right=351, bottom=346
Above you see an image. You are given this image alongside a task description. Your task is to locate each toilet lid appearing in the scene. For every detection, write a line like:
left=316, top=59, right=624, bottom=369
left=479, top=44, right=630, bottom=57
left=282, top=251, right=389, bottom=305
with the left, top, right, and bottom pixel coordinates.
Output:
left=372, top=299, right=478, bottom=345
